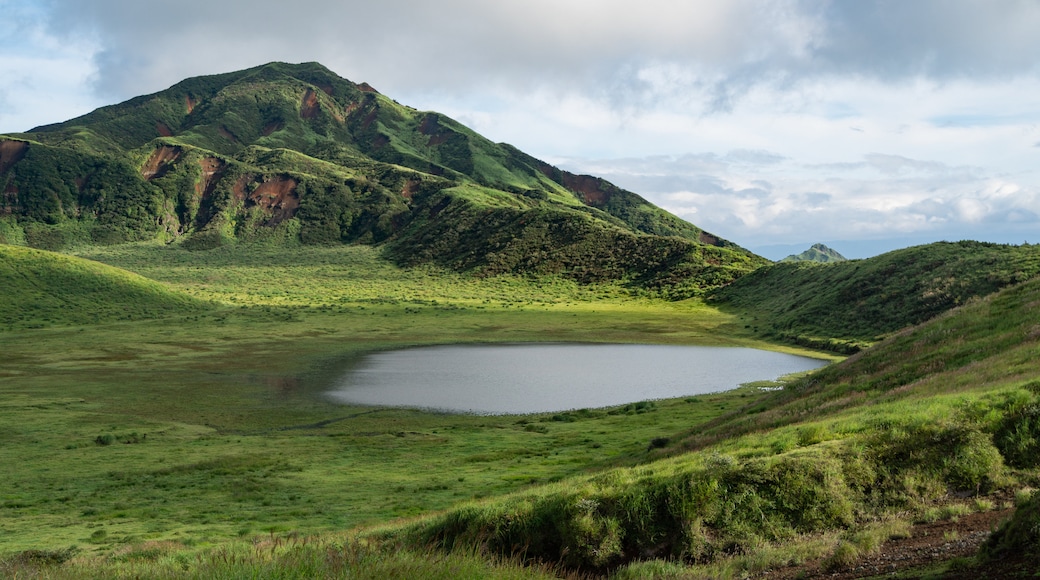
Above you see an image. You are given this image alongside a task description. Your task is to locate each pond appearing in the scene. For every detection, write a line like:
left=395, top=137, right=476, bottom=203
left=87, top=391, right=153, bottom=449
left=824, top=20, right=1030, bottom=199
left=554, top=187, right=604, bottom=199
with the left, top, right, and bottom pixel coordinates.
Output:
left=327, top=343, right=827, bottom=414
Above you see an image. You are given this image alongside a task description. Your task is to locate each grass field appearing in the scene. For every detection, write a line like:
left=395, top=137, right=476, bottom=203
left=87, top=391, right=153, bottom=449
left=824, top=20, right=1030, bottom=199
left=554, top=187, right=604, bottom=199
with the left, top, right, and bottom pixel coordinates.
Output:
left=1, top=242, right=820, bottom=565
left=4, top=240, right=1039, bottom=578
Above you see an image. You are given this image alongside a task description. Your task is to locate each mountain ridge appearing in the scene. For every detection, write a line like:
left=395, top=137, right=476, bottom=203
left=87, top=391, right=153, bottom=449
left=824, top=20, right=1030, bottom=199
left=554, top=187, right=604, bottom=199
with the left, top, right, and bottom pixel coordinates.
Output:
left=0, top=61, right=764, bottom=294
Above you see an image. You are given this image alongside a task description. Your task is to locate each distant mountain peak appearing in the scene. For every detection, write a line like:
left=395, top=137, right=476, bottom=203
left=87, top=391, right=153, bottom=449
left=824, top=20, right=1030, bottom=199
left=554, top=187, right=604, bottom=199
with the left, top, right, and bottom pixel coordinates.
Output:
left=781, top=243, right=847, bottom=263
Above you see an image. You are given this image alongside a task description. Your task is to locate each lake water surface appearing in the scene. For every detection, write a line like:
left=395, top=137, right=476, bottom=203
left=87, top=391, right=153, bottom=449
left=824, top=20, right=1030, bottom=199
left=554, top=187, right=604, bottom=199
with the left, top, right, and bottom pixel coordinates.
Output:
left=328, top=343, right=827, bottom=414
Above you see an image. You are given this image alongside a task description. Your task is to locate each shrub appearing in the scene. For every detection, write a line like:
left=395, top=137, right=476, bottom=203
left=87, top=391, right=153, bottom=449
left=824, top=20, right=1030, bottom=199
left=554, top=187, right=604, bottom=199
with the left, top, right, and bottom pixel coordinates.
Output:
left=979, top=492, right=1040, bottom=563
left=993, top=402, right=1040, bottom=468
left=865, top=421, right=1004, bottom=501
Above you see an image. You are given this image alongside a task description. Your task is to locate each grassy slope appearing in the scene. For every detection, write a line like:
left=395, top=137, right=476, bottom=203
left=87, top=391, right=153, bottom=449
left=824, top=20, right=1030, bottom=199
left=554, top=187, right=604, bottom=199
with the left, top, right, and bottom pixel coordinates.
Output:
left=0, top=244, right=204, bottom=329
left=0, top=242, right=809, bottom=575
left=2, top=240, right=1038, bottom=578
left=712, top=240, right=1040, bottom=351
left=369, top=270, right=1040, bottom=576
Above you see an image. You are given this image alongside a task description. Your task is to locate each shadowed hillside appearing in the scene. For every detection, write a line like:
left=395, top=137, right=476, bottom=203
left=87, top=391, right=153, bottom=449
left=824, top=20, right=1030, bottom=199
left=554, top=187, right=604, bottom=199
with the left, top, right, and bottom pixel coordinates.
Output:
left=712, top=240, right=1040, bottom=352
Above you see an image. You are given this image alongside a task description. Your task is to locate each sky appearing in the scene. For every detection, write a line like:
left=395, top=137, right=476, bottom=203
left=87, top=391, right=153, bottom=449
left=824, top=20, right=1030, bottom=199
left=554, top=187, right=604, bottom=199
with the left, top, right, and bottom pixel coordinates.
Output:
left=2, top=0, right=1039, bottom=259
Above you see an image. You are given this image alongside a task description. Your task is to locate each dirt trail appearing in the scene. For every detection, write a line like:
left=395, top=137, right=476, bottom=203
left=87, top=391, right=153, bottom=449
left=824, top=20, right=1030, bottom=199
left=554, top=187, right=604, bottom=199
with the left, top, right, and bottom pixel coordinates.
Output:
left=758, top=508, right=1013, bottom=579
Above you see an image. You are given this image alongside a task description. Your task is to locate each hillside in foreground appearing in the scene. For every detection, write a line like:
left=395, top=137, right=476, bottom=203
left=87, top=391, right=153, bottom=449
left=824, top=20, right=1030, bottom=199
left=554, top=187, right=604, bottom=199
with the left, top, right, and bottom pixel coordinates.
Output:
left=375, top=259, right=1040, bottom=578
left=0, top=61, right=764, bottom=295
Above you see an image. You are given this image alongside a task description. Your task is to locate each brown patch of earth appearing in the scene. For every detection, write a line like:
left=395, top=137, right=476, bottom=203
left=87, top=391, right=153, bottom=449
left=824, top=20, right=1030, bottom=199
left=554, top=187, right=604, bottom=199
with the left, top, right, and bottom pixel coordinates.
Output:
left=262, top=120, right=285, bottom=136
left=185, top=94, right=198, bottom=114
left=156, top=122, right=174, bottom=137
left=218, top=125, right=238, bottom=143
left=141, top=146, right=182, bottom=180
left=195, top=157, right=226, bottom=200
left=401, top=179, right=420, bottom=200
left=361, top=109, right=378, bottom=130
left=699, top=231, right=720, bottom=246
left=358, top=82, right=379, bottom=93
left=560, top=173, right=611, bottom=206
left=757, top=508, right=1014, bottom=579
left=418, top=114, right=452, bottom=146
left=0, top=140, right=29, bottom=174
left=318, top=84, right=334, bottom=96
left=300, top=88, right=320, bottom=119
left=245, top=175, right=299, bottom=225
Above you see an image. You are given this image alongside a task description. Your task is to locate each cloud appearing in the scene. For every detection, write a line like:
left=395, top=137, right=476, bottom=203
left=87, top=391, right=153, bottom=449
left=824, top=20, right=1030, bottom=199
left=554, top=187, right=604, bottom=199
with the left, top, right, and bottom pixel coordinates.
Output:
left=41, top=0, right=1040, bottom=111
left=7, top=0, right=1040, bottom=255
left=555, top=152, right=1040, bottom=249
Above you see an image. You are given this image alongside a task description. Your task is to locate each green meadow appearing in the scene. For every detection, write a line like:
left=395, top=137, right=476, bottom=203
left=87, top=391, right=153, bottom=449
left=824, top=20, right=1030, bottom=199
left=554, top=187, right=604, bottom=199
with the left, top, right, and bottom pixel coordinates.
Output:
left=0, top=242, right=821, bottom=575
left=4, top=240, right=1040, bottom=578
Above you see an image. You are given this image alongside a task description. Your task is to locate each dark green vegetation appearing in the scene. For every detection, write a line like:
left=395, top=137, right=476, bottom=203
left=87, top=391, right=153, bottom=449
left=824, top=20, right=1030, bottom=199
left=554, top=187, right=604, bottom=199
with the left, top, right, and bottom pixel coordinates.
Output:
left=781, top=242, right=846, bottom=263
left=713, top=240, right=1040, bottom=352
left=0, top=61, right=763, bottom=295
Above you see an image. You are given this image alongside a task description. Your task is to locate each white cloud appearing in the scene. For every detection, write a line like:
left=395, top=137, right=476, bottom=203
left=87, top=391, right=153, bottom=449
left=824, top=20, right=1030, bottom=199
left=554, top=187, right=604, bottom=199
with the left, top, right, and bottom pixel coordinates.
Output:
left=4, top=0, right=1040, bottom=255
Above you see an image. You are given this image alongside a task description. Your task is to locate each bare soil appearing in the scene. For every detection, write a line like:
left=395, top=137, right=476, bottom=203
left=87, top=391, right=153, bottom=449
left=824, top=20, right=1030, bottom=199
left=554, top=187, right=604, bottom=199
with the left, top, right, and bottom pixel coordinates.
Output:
left=301, top=88, right=320, bottom=119
left=758, top=508, right=1014, bottom=579
left=141, top=146, right=182, bottom=180
left=0, top=139, right=29, bottom=174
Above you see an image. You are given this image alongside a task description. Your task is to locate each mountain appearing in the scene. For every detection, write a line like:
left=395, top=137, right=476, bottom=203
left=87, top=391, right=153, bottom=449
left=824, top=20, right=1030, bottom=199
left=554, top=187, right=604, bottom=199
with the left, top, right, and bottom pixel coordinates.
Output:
left=781, top=242, right=846, bottom=263
left=712, top=240, right=1040, bottom=352
left=0, top=62, right=764, bottom=293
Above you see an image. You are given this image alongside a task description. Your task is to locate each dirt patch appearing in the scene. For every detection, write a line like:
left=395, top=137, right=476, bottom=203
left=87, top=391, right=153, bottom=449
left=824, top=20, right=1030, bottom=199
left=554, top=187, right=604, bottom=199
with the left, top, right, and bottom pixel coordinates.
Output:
left=262, top=120, right=285, bottom=136
left=371, top=134, right=389, bottom=150
left=699, top=231, right=720, bottom=246
left=1, top=180, right=15, bottom=214
left=245, top=175, right=300, bottom=225
left=361, top=109, right=378, bottom=130
left=0, top=140, right=29, bottom=174
left=141, top=146, right=182, bottom=180
left=156, top=122, right=174, bottom=137
left=358, top=82, right=379, bottom=93
left=318, top=84, right=334, bottom=96
left=401, top=179, right=421, bottom=200
left=759, top=508, right=1013, bottom=579
left=300, top=88, right=320, bottom=119
left=418, top=114, right=452, bottom=146
left=218, top=125, right=238, bottom=143
left=559, top=173, right=611, bottom=206
left=195, top=157, right=227, bottom=201
left=185, top=94, right=198, bottom=114
left=418, top=114, right=439, bottom=136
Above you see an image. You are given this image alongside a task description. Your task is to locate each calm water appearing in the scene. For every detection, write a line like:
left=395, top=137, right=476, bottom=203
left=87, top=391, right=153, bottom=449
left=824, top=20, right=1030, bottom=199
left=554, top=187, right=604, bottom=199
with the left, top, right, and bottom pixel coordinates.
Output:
left=327, top=343, right=827, bottom=414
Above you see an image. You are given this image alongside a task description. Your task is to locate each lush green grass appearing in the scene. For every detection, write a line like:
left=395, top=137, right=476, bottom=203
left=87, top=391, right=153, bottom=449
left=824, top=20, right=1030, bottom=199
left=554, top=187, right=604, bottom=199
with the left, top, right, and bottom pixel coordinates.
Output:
left=0, top=244, right=205, bottom=329
left=365, top=272, right=1040, bottom=574
left=712, top=240, right=1040, bottom=351
left=5, top=239, right=1040, bottom=578
left=1, top=242, right=809, bottom=566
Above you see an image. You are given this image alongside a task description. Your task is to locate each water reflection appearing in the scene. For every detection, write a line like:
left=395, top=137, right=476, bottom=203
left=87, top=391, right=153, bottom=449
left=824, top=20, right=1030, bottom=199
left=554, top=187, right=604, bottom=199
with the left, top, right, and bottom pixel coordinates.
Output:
left=329, top=343, right=827, bottom=414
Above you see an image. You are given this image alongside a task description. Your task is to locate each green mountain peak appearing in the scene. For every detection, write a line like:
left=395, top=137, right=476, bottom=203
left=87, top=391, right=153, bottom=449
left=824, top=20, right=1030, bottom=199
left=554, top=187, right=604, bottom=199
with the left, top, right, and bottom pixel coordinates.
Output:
left=781, top=243, right=847, bottom=263
left=0, top=62, right=765, bottom=295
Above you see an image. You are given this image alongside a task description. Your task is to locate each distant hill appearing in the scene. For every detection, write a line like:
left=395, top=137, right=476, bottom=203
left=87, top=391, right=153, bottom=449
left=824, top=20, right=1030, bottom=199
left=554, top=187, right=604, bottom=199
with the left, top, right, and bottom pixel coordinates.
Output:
left=0, top=244, right=203, bottom=329
left=0, top=62, right=764, bottom=294
left=781, top=243, right=846, bottom=263
left=711, top=241, right=1040, bottom=351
